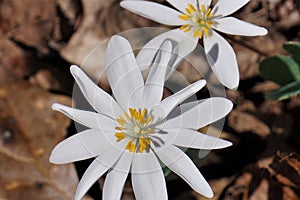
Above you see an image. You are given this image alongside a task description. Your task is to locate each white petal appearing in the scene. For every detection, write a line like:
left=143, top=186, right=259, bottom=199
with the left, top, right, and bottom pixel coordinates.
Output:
left=164, top=128, right=232, bottom=149
left=136, top=29, right=184, bottom=71
left=143, top=40, right=172, bottom=108
left=75, top=147, right=123, bottom=200
left=50, top=129, right=112, bottom=164
left=165, top=34, right=199, bottom=80
left=204, top=30, right=239, bottom=89
left=214, top=17, right=268, bottom=36
left=106, top=35, right=144, bottom=110
left=103, top=152, right=133, bottom=200
left=166, top=0, right=212, bottom=13
left=52, top=103, right=116, bottom=131
left=70, top=65, right=124, bottom=118
left=154, top=145, right=213, bottom=198
left=164, top=97, right=233, bottom=129
left=121, top=0, right=184, bottom=26
left=212, top=0, right=250, bottom=17
left=131, top=150, right=167, bottom=200
left=151, top=79, right=206, bottom=122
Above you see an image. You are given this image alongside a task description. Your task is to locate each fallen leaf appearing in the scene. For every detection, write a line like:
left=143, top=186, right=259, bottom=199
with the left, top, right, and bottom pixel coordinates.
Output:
left=0, top=81, right=77, bottom=200
left=0, top=0, right=58, bottom=54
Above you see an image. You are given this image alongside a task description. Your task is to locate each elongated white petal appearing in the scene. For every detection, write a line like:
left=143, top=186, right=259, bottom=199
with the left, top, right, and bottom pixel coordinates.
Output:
left=136, top=28, right=197, bottom=73
left=121, top=0, right=184, bottom=26
left=212, top=0, right=250, bottom=17
left=50, top=129, right=112, bottom=164
left=164, top=97, right=233, bottom=129
left=151, top=79, right=206, bottom=122
left=164, top=128, right=232, bottom=149
left=154, top=145, right=213, bottom=198
left=143, top=40, right=172, bottom=108
left=166, top=0, right=211, bottom=13
left=131, top=150, right=167, bottom=200
left=106, top=35, right=144, bottom=110
left=70, top=65, right=123, bottom=118
left=204, top=30, right=239, bottom=89
left=52, top=103, right=116, bottom=131
left=103, top=152, right=133, bottom=200
left=75, top=147, right=123, bottom=200
left=165, top=34, right=199, bottom=80
left=214, top=17, right=268, bottom=36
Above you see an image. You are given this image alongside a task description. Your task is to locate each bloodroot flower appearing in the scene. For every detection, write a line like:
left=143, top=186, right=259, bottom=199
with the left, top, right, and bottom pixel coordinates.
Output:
left=50, top=36, right=233, bottom=200
left=121, top=0, right=268, bottom=89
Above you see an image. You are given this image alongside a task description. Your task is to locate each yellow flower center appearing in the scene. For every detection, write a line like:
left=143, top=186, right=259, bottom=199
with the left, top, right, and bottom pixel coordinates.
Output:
left=114, top=108, right=155, bottom=153
left=179, top=3, right=214, bottom=39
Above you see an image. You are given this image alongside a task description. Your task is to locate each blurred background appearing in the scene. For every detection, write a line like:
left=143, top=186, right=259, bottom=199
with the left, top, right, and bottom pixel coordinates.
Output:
left=0, top=0, right=300, bottom=199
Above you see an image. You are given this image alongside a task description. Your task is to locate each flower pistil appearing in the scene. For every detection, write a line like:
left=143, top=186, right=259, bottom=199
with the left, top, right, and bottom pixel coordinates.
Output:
left=114, top=108, right=155, bottom=153
left=179, top=3, right=214, bottom=38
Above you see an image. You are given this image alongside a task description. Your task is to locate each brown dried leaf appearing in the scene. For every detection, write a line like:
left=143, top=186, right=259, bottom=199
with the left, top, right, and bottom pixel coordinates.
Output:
left=270, top=152, right=300, bottom=186
left=221, top=152, right=300, bottom=200
left=0, top=81, right=77, bottom=200
left=228, top=110, right=271, bottom=137
left=0, top=38, right=35, bottom=80
left=0, top=0, right=58, bottom=54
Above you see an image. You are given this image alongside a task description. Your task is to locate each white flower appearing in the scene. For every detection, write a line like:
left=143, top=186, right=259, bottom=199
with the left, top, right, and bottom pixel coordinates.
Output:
left=49, top=36, right=233, bottom=200
left=121, top=0, right=268, bottom=89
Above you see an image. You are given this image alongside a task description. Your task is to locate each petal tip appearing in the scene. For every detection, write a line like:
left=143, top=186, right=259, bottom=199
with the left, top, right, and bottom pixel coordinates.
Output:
left=49, top=147, right=65, bottom=164
left=217, top=139, right=233, bottom=149
left=51, top=103, right=60, bottom=111
left=161, top=39, right=173, bottom=50
left=70, top=65, right=80, bottom=75
left=260, top=27, right=268, bottom=36
left=191, top=79, right=207, bottom=93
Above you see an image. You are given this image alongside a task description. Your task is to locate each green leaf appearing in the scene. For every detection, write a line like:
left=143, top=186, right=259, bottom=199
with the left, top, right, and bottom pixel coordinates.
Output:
left=267, top=81, right=300, bottom=100
left=163, top=166, right=172, bottom=177
left=259, top=56, right=300, bottom=85
left=283, top=42, right=300, bottom=65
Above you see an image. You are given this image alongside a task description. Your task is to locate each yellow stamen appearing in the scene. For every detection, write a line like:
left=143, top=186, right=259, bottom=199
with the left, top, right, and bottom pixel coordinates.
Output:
left=115, top=126, right=124, bottom=130
left=145, top=116, right=152, bottom=125
left=202, top=27, right=209, bottom=36
left=201, top=5, right=205, bottom=13
left=183, top=27, right=192, bottom=32
left=205, top=8, right=212, bottom=17
left=116, top=116, right=126, bottom=126
left=125, top=112, right=130, bottom=121
left=187, top=3, right=196, bottom=12
left=146, top=138, right=150, bottom=144
left=185, top=8, right=191, bottom=14
left=194, top=29, right=199, bottom=37
left=200, top=20, right=205, bottom=25
left=179, top=25, right=189, bottom=30
left=199, top=30, right=203, bottom=39
left=115, top=132, right=125, bottom=142
left=179, top=14, right=189, bottom=21
left=141, top=129, right=146, bottom=134
left=125, top=141, right=132, bottom=150
left=129, top=108, right=137, bottom=119
left=207, top=13, right=214, bottom=18
left=141, top=109, right=146, bottom=123
left=206, top=21, right=212, bottom=28
left=130, top=143, right=136, bottom=153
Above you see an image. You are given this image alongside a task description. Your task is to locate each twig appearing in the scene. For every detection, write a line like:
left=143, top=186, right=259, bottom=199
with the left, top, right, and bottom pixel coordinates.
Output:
left=0, top=146, right=35, bottom=163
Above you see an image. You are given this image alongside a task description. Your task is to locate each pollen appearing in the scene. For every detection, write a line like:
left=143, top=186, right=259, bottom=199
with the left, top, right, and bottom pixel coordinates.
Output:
left=178, top=3, right=214, bottom=39
left=114, top=108, right=155, bottom=153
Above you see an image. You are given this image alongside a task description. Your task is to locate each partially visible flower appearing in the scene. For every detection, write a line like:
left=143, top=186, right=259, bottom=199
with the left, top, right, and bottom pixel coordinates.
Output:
left=121, top=0, right=268, bottom=89
left=50, top=36, right=233, bottom=200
